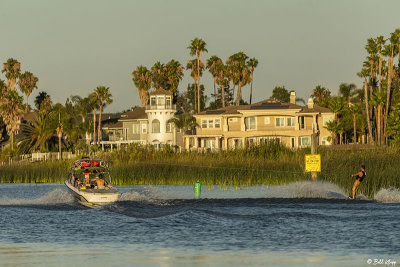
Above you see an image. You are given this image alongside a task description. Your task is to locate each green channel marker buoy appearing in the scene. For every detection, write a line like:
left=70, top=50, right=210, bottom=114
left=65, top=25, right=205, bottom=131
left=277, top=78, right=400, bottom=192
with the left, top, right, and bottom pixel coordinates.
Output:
left=194, top=180, right=201, bottom=198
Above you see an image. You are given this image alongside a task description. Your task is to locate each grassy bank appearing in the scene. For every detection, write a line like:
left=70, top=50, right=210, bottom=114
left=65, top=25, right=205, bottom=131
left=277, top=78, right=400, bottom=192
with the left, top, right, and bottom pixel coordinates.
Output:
left=0, top=142, right=399, bottom=198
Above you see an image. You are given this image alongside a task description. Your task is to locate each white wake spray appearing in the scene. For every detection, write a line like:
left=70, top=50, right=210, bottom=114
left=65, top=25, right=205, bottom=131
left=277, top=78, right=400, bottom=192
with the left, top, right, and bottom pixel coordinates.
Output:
left=0, top=188, right=74, bottom=205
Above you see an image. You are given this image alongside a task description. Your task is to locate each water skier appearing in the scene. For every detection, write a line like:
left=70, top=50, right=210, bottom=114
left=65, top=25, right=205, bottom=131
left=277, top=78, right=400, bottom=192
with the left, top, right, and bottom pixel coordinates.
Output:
left=350, top=165, right=366, bottom=199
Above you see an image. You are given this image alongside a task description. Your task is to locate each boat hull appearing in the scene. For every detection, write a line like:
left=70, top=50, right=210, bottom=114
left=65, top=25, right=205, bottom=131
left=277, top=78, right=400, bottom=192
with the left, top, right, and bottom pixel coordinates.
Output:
left=65, top=180, right=120, bottom=206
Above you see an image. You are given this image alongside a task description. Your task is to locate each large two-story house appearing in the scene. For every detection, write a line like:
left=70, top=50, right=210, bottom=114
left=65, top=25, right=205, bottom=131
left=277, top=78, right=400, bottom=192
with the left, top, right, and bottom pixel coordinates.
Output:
left=184, top=92, right=334, bottom=150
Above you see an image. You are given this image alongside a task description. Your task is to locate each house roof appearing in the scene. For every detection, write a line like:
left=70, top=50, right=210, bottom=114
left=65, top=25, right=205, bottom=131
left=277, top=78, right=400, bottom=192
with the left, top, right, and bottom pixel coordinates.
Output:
left=195, top=99, right=333, bottom=116
left=150, top=88, right=173, bottom=96
left=103, top=120, right=123, bottom=129
left=119, top=107, right=147, bottom=121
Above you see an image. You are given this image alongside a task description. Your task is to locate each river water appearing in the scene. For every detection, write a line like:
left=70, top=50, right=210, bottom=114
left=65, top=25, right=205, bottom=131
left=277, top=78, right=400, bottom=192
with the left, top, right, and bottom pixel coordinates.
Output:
left=0, top=181, right=399, bottom=267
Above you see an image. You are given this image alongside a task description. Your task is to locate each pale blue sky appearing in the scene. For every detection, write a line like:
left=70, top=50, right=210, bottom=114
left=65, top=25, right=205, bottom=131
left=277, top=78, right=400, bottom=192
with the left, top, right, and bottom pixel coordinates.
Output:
left=1, top=0, right=399, bottom=112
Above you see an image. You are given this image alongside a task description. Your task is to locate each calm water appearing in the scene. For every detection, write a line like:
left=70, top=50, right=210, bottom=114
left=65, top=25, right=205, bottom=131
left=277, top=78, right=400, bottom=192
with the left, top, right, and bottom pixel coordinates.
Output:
left=0, top=181, right=399, bottom=267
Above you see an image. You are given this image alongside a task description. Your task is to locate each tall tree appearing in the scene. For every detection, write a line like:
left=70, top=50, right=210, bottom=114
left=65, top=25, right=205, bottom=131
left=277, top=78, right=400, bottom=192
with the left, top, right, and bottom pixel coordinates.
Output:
left=186, top=59, right=205, bottom=111
left=339, top=83, right=356, bottom=103
left=18, top=71, right=38, bottom=112
left=271, top=86, right=290, bottom=102
left=247, top=57, right=258, bottom=104
left=93, top=86, right=113, bottom=145
left=227, top=52, right=250, bottom=106
left=1, top=58, right=21, bottom=91
left=206, top=56, right=222, bottom=105
left=70, top=95, right=92, bottom=144
left=151, top=62, right=168, bottom=90
left=0, top=91, right=24, bottom=151
left=132, top=65, right=152, bottom=107
left=328, top=97, right=346, bottom=144
left=166, top=59, right=184, bottom=97
left=215, top=63, right=229, bottom=107
left=89, top=92, right=100, bottom=146
left=188, top=38, right=207, bottom=113
left=167, top=113, right=198, bottom=149
left=357, top=69, right=374, bottom=145
left=347, top=104, right=362, bottom=144
left=311, top=85, right=331, bottom=107
left=375, top=36, right=386, bottom=145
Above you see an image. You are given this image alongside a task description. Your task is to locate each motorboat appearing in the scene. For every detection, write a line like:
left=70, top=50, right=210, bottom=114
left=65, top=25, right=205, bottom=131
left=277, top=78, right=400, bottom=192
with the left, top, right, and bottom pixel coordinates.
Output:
left=65, top=158, right=120, bottom=207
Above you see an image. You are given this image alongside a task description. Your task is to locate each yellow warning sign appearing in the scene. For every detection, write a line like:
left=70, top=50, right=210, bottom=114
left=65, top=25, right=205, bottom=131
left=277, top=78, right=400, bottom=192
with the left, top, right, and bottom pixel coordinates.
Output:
left=305, top=154, right=321, bottom=172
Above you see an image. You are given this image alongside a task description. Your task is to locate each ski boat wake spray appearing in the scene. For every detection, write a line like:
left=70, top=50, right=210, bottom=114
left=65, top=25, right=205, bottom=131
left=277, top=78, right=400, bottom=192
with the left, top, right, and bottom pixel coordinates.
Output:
left=65, top=157, right=120, bottom=207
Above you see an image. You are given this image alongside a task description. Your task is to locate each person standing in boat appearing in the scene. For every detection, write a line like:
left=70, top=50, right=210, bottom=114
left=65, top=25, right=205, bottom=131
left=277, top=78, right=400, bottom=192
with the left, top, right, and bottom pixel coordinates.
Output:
left=350, top=165, right=366, bottom=199
left=84, top=171, right=90, bottom=186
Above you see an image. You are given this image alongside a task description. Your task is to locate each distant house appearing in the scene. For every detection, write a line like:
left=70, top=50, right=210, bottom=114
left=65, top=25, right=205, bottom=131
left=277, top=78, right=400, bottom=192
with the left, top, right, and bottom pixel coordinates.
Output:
left=185, top=92, right=335, bottom=151
left=101, top=89, right=183, bottom=150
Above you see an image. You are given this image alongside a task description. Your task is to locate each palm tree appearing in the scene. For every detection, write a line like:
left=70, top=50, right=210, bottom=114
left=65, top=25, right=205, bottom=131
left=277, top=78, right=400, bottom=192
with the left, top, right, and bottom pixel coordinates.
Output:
left=188, top=38, right=208, bottom=113
left=0, top=79, right=6, bottom=104
left=151, top=62, right=167, bottom=90
left=375, top=36, right=386, bottom=145
left=0, top=91, right=24, bottom=151
left=357, top=69, right=374, bottom=145
left=186, top=59, right=205, bottom=111
left=328, top=97, right=346, bottom=144
left=325, top=120, right=341, bottom=145
left=215, top=63, right=229, bottom=107
left=2, top=58, right=21, bottom=91
left=132, top=65, right=152, bottom=107
left=311, top=86, right=331, bottom=107
left=166, top=59, right=184, bottom=97
left=89, top=92, right=100, bottom=146
left=70, top=95, right=92, bottom=144
left=167, top=113, right=198, bottom=149
left=247, top=57, right=258, bottom=104
left=18, top=71, right=38, bottom=112
left=339, top=83, right=356, bottom=104
left=370, top=90, right=386, bottom=144
left=19, top=112, right=54, bottom=153
left=206, top=56, right=223, bottom=105
left=347, top=104, right=362, bottom=144
left=93, top=86, right=113, bottom=145
left=34, top=91, right=51, bottom=111
left=227, top=52, right=250, bottom=106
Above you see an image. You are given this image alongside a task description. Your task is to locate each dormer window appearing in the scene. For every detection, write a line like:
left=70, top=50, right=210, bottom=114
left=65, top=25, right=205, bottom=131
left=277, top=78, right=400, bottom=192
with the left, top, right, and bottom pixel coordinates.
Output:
left=157, top=96, right=165, bottom=105
left=166, top=96, right=171, bottom=107
left=150, top=96, right=156, bottom=106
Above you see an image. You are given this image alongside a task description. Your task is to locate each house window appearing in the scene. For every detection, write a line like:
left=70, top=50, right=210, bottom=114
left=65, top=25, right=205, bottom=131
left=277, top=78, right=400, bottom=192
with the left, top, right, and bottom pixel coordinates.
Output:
left=208, top=119, right=214, bottom=128
left=142, top=123, right=147, bottom=134
left=287, top=117, right=295, bottom=127
left=300, top=116, right=305, bottom=129
left=275, top=117, right=285, bottom=127
left=214, top=119, right=221, bottom=128
left=202, top=119, right=208, bottom=128
left=245, top=117, right=256, bottom=130
left=152, top=119, right=160, bottom=133
left=150, top=96, right=156, bottom=106
left=265, top=117, right=270, bottom=124
left=133, top=124, right=140, bottom=134
left=323, top=116, right=334, bottom=127
left=157, top=96, right=165, bottom=105
left=233, top=138, right=243, bottom=148
left=166, top=96, right=171, bottom=107
left=299, top=136, right=311, bottom=147
left=166, top=122, right=172, bottom=133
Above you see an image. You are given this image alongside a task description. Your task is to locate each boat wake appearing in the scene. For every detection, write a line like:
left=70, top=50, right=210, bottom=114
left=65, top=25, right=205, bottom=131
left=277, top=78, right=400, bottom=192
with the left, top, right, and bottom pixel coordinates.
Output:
left=0, top=188, right=75, bottom=206
left=374, top=188, right=400, bottom=203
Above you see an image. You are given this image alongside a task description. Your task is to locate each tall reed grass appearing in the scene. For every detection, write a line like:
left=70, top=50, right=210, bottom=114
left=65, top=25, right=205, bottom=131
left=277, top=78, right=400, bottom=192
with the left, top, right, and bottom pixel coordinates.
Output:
left=0, top=142, right=399, bottom=198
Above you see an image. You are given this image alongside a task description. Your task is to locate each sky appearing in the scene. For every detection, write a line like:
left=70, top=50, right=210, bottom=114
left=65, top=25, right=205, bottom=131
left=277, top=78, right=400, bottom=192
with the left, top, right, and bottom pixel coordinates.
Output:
left=1, top=0, right=400, bottom=112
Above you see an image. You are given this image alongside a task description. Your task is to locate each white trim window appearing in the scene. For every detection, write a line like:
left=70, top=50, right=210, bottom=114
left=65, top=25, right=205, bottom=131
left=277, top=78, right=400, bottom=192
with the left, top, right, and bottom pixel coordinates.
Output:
left=245, top=116, right=256, bottom=130
left=142, top=123, right=147, bottom=134
left=166, top=96, right=171, bottom=107
left=202, top=119, right=208, bottom=128
left=208, top=119, right=214, bottom=128
left=152, top=119, right=160, bottom=133
left=150, top=96, right=156, bottom=106
left=275, top=117, right=285, bottom=127
left=286, top=117, right=295, bottom=127
left=214, top=119, right=221, bottom=128
left=265, top=117, right=270, bottom=124
left=299, top=136, right=311, bottom=147
left=133, top=124, right=140, bottom=134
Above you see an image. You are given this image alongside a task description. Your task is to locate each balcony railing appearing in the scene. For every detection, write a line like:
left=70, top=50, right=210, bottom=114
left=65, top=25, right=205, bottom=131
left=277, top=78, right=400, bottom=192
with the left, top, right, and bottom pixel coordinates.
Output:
left=146, top=104, right=176, bottom=110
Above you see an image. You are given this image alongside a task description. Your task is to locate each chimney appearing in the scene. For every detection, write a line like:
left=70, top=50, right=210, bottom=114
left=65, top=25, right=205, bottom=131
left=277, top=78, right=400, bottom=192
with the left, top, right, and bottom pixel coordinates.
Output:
left=290, top=91, right=296, bottom=104
left=307, top=98, right=314, bottom=109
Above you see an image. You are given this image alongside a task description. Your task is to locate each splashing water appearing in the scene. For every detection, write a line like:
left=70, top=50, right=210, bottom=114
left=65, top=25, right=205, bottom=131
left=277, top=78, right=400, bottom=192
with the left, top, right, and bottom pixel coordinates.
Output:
left=374, top=188, right=400, bottom=203
left=0, top=188, right=74, bottom=205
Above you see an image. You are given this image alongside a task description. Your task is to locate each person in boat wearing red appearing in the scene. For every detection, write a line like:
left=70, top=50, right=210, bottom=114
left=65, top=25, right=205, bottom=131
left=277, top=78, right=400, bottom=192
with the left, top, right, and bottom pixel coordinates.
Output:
left=350, top=165, right=366, bottom=199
